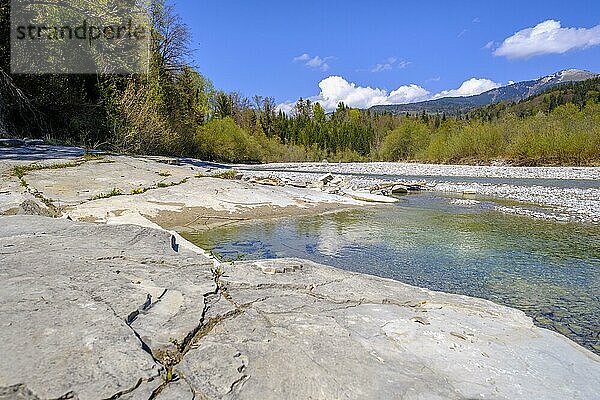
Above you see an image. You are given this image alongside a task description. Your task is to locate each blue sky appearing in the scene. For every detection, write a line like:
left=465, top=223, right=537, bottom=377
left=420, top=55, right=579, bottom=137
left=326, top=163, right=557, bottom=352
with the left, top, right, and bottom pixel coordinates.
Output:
left=175, top=0, right=600, bottom=110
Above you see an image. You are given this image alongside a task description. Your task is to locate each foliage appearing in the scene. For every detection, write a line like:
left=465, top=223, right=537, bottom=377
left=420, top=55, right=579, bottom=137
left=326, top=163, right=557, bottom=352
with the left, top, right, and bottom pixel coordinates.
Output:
left=415, top=102, right=600, bottom=165
left=196, top=170, right=238, bottom=180
left=1, top=0, right=599, bottom=166
left=195, top=118, right=261, bottom=162
left=12, top=162, right=81, bottom=179
left=379, top=119, right=430, bottom=161
left=92, top=188, right=123, bottom=200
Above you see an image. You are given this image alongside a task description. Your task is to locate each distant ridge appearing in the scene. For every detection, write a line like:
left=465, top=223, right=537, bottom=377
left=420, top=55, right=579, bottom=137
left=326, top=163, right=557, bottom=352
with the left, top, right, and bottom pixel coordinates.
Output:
left=369, top=69, right=599, bottom=115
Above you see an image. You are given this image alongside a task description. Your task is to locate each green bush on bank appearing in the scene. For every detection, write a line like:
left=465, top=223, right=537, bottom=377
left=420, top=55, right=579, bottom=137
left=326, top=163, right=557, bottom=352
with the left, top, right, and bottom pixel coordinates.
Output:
left=195, top=118, right=261, bottom=162
left=379, top=102, right=600, bottom=166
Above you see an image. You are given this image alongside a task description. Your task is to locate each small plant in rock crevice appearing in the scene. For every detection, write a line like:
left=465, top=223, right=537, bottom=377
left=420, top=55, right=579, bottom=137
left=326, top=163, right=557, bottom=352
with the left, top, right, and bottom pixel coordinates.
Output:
left=196, top=169, right=238, bottom=180
left=91, top=188, right=123, bottom=200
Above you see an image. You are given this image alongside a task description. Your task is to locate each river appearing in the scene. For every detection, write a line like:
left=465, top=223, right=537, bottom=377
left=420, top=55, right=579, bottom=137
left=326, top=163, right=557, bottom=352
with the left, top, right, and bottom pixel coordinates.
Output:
left=182, top=189, right=600, bottom=355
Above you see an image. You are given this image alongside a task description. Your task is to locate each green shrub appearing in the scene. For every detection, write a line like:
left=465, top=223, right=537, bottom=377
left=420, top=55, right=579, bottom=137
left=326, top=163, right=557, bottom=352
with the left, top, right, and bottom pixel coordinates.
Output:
left=195, top=118, right=263, bottom=162
left=379, top=120, right=431, bottom=161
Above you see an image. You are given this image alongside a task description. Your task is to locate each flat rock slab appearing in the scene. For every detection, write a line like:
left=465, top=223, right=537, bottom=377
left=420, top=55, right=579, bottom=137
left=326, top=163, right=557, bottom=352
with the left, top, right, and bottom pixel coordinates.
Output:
left=0, top=144, right=85, bottom=161
left=0, top=146, right=362, bottom=229
left=0, top=216, right=215, bottom=399
left=1, top=217, right=599, bottom=399
left=179, top=259, right=600, bottom=399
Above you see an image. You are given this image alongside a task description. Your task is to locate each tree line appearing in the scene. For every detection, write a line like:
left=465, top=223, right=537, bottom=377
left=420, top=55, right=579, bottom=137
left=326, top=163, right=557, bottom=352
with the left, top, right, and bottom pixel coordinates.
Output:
left=1, top=0, right=599, bottom=166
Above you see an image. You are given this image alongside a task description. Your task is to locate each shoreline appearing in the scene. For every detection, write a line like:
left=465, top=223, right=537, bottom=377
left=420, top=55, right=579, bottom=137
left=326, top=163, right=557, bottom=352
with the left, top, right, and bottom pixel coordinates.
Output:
left=236, top=161, right=600, bottom=223
left=152, top=202, right=366, bottom=233
left=2, top=215, right=599, bottom=399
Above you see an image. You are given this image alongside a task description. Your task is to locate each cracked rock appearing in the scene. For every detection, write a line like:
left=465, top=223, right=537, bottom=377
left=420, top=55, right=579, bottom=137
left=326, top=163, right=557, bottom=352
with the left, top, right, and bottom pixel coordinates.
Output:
left=0, top=216, right=214, bottom=399
left=178, top=258, right=600, bottom=399
left=1, top=217, right=599, bottom=399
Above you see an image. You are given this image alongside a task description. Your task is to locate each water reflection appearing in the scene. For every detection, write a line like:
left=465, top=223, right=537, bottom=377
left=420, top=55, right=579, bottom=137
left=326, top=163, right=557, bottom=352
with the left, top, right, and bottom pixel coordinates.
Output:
left=182, top=193, right=600, bottom=354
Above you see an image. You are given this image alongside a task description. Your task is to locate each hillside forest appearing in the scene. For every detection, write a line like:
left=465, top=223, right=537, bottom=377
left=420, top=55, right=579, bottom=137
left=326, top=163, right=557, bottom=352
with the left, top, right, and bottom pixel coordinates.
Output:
left=1, top=0, right=599, bottom=166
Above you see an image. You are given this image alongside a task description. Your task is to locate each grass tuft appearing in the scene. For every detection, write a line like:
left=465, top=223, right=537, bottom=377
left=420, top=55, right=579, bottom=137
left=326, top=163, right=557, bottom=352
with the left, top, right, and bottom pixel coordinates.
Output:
left=157, top=178, right=188, bottom=188
left=83, top=152, right=104, bottom=161
left=196, top=169, right=238, bottom=180
left=12, top=165, right=29, bottom=179
left=91, top=188, right=123, bottom=200
left=12, top=162, right=80, bottom=179
left=130, top=187, right=147, bottom=195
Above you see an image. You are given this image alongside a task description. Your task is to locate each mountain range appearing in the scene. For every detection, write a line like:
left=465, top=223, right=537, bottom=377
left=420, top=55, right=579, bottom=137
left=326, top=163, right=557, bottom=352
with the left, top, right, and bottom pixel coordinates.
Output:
left=369, top=69, right=599, bottom=115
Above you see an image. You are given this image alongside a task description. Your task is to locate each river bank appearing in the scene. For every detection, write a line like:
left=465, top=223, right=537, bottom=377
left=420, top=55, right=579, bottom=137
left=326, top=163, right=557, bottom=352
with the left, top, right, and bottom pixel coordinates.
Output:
left=1, top=144, right=599, bottom=399
left=236, top=161, right=600, bottom=224
left=184, top=195, right=600, bottom=355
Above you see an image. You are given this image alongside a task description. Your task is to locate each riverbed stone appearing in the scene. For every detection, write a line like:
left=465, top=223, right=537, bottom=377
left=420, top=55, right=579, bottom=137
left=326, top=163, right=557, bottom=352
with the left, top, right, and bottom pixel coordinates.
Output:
left=0, top=146, right=363, bottom=231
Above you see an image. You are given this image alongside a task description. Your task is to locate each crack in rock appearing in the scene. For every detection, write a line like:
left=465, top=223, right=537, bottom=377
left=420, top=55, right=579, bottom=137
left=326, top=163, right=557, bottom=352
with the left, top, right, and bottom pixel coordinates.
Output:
left=226, top=374, right=249, bottom=396
left=101, top=378, right=147, bottom=400
left=93, top=299, right=165, bottom=399
left=126, top=289, right=168, bottom=325
left=148, top=266, right=254, bottom=398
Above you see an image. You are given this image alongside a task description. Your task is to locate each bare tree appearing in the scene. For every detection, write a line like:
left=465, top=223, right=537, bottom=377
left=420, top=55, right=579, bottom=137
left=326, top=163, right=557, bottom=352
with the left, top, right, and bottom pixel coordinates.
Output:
left=150, top=0, right=192, bottom=71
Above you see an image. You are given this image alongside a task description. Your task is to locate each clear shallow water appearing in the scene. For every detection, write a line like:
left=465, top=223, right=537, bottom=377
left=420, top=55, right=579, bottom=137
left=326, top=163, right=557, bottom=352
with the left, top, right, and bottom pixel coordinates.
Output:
left=182, top=193, right=600, bottom=354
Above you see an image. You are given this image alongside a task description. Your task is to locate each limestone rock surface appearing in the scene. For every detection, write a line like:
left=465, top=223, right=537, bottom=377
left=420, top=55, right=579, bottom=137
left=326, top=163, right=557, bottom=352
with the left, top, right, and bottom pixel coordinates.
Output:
left=1, top=216, right=599, bottom=399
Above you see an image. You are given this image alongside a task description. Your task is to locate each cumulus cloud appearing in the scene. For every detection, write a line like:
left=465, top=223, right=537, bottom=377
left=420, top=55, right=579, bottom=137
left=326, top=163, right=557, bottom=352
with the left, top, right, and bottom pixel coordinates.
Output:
left=432, top=78, right=500, bottom=99
left=315, top=76, right=397, bottom=110
left=387, top=84, right=431, bottom=104
left=277, top=76, right=502, bottom=113
left=293, top=53, right=332, bottom=71
left=276, top=102, right=296, bottom=115
left=277, top=76, right=429, bottom=113
left=494, top=20, right=600, bottom=59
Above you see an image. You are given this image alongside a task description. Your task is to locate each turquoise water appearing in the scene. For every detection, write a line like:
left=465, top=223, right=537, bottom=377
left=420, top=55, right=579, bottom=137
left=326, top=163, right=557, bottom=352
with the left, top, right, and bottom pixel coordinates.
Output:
left=182, top=192, right=600, bottom=354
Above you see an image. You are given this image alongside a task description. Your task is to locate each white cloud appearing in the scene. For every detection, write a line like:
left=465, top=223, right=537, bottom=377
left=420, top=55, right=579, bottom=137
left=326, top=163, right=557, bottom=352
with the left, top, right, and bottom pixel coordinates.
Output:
left=397, top=60, right=411, bottom=69
left=277, top=76, right=502, bottom=113
left=276, top=102, right=296, bottom=115
left=473, top=17, right=481, bottom=23
left=483, top=41, right=496, bottom=50
left=387, top=84, right=431, bottom=104
left=277, top=76, right=429, bottom=113
left=432, top=78, right=500, bottom=99
left=293, top=53, right=332, bottom=71
left=494, top=20, right=600, bottom=59
left=371, top=62, right=394, bottom=73
left=315, top=76, right=389, bottom=110
left=371, top=57, right=411, bottom=73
